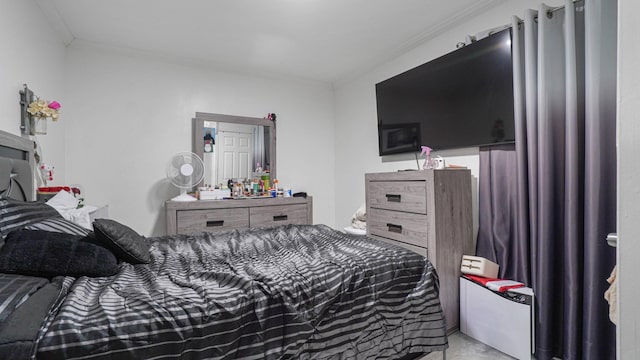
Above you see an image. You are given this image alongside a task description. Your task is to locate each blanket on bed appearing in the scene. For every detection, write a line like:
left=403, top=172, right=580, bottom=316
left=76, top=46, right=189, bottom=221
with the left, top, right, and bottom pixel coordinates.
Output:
left=33, top=224, right=447, bottom=359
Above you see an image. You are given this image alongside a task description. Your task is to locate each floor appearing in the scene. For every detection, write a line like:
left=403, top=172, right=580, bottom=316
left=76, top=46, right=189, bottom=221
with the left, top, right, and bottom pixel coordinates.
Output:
left=420, top=331, right=516, bottom=360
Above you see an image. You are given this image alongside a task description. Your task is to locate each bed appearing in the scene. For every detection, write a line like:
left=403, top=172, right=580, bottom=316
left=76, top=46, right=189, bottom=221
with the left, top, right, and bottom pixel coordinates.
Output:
left=0, top=129, right=448, bottom=359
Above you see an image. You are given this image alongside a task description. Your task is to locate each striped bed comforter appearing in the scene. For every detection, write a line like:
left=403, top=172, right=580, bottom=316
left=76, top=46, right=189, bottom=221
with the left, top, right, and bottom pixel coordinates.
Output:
left=34, top=224, right=447, bottom=359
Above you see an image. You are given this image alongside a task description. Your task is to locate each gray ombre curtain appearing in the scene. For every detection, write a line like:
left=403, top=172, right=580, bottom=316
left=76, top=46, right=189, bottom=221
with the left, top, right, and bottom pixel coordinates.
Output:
left=476, top=0, right=617, bottom=359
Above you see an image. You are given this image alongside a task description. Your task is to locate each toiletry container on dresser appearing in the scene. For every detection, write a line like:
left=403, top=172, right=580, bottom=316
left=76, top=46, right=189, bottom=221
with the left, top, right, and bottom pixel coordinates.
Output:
left=365, top=170, right=473, bottom=333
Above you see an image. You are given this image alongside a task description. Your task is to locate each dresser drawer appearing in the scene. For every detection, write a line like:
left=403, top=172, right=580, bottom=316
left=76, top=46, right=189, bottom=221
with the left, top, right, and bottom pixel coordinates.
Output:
left=177, top=208, right=249, bottom=234
left=250, top=204, right=308, bottom=227
left=368, top=208, right=429, bottom=248
left=367, top=181, right=428, bottom=214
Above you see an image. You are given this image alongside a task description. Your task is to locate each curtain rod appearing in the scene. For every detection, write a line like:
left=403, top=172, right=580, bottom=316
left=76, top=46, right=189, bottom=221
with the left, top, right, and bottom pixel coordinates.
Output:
left=460, top=0, right=584, bottom=46
left=522, top=0, right=584, bottom=23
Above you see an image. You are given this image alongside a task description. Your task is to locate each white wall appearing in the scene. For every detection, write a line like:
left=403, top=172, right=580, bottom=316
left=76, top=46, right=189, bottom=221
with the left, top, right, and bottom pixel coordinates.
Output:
left=333, top=0, right=562, bottom=234
left=0, top=0, right=67, bottom=182
left=63, top=42, right=335, bottom=235
left=617, top=0, right=640, bottom=357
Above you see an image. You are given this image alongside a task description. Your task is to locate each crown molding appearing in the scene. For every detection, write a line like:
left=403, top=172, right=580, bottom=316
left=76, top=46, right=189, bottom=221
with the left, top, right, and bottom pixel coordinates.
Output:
left=35, top=0, right=75, bottom=46
left=333, top=0, right=508, bottom=87
left=68, top=39, right=333, bottom=89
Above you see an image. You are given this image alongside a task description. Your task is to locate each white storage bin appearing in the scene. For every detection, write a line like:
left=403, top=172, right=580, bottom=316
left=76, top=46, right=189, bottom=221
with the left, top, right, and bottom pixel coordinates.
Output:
left=460, top=276, right=534, bottom=360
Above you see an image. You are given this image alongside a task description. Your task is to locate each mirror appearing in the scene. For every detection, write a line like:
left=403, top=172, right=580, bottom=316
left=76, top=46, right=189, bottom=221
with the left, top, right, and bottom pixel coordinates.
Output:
left=192, top=112, right=276, bottom=188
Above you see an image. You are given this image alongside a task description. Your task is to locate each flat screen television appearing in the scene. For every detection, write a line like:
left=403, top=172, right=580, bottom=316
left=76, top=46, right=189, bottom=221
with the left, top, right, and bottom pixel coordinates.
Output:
left=375, top=28, right=515, bottom=155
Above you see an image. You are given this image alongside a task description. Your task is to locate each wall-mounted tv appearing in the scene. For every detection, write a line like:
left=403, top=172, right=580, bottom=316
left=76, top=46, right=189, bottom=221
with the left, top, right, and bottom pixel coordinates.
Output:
left=375, top=28, right=515, bottom=155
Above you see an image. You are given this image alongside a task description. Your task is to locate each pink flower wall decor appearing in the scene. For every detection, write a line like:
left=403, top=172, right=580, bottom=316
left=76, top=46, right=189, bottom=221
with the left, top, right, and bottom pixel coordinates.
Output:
left=27, top=98, right=61, bottom=121
left=48, top=101, right=61, bottom=110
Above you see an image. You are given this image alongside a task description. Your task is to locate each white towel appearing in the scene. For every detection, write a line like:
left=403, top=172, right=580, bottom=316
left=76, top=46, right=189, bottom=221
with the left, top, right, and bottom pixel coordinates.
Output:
left=46, top=191, right=96, bottom=230
left=604, top=265, right=617, bottom=325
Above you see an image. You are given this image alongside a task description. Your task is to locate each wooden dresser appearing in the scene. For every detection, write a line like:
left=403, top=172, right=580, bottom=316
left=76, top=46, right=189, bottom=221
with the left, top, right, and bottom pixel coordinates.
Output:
left=165, top=197, right=313, bottom=235
left=365, top=170, right=472, bottom=332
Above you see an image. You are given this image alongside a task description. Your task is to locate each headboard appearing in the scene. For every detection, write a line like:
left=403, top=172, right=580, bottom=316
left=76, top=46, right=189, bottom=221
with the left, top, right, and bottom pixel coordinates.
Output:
left=0, top=130, right=35, bottom=201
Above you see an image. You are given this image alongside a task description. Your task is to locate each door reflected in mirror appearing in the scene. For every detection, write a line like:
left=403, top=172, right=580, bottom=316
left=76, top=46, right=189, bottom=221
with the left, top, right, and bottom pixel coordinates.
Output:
left=201, top=121, right=271, bottom=186
left=193, top=113, right=276, bottom=189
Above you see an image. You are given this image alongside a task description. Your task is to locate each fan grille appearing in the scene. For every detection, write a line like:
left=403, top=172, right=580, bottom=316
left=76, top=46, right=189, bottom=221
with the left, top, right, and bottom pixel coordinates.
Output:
left=166, top=152, right=204, bottom=188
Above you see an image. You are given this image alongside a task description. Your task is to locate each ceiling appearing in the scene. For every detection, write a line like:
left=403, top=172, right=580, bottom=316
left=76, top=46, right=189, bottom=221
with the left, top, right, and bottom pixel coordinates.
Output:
left=36, top=0, right=506, bottom=84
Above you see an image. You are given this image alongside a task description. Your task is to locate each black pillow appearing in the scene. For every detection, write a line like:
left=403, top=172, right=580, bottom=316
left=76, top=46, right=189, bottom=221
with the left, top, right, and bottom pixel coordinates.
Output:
left=92, top=219, right=150, bottom=264
left=0, top=230, right=118, bottom=278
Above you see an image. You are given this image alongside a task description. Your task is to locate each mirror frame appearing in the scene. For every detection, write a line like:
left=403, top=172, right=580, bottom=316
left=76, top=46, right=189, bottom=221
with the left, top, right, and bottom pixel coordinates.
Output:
left=193, top=112, right=276, bottom=187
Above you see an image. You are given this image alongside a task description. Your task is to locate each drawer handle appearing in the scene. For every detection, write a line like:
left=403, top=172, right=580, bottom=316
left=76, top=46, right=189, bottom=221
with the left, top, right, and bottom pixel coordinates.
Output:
left=385, top=194, right=401, bottom=202
left=206, top=220, right=224, bottom=227
left=386, top=223, right=403, bottom=233
left=273, top=215, right=288, bottom=221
